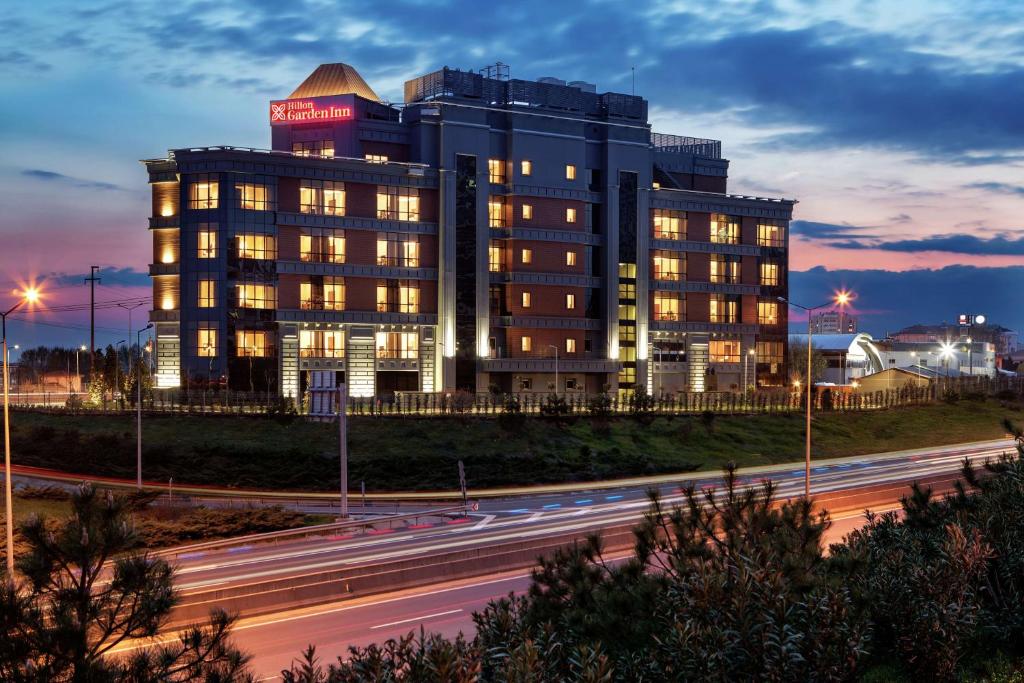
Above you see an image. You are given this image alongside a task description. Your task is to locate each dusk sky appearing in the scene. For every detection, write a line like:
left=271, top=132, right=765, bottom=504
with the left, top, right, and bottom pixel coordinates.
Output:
left=2, top=0, right=1023, bottom=352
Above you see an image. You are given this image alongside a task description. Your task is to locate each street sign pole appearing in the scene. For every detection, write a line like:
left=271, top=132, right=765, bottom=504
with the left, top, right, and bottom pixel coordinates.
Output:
left=458, top=459, right=467, bottom=509
left=338, top=383, right=348, bottom=519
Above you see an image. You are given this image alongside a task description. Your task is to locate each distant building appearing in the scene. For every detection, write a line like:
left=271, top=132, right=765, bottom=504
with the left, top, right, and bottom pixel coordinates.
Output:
left=875, top=339, right=996, bottom=378
left=809, top=310, right=857, bottom=334
left=892, top=323, right=1018, bottom=356
left=789, top=333, right=882, bottom=385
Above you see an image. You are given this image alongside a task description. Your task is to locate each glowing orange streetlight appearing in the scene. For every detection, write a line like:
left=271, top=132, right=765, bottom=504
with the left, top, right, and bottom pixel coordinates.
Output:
left=3, top=286, right=42, bottom=577
left=779, top=289, right=857, bottom=498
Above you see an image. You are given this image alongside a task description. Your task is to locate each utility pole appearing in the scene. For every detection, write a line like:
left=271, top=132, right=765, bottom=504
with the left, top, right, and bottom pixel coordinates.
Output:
left=85, top=266, right=101, bottom=370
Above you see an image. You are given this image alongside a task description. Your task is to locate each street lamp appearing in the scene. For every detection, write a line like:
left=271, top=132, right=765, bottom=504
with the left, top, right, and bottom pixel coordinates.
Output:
left=114, top=340, right=127, bottom=407
left=778, top=290, right=853, bottom=498
left=135, top=324, right=153, bottom=489
left=548, top=344, right=559, bottom=394
left=745, top=347, right=756, bottom=399
left=2, top=286, right=40, bottom=577
left=75, top=345, right=86, bottom=395
left=652, top=346, right=663, bottom=397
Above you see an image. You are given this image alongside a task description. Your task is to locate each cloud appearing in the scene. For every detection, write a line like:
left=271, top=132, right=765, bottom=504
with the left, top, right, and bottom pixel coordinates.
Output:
left=826, top=233, right=1024, bottom=256
left=791, top=265, right=1024, bottom=337
left=21, top=169, right=125, bottom=192
left=47, top=267, right=150, bottom=288
left=966, top=182, right=1024, bottom=196
left=0, top=49, right=50, bottom=71
left=790, top=220, right=877, bottom=240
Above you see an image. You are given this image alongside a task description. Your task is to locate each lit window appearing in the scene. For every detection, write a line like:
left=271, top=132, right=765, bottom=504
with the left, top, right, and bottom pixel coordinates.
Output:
left=198, top=229, right=217, bottom=258
left=652, top=250, right=683, bottom=281
left=521, top=160, right=532, bottom=176
left=565, top=164, right=576, bottom=180
left=488, top=198, right=506, bottom=228
left=197, top=326, right=217, bottom=357
left=709, top=340, right=741, bottom=363
left=653, top=209, right=685, bottom=240
left=300, top=229, right=345, bottom=263
left=758, top=300, right=779, bottom=325
left=188, top=175, right=218, bottom=209
left=236, top=283, right=276, bottom=309
left=376, top=233, right=420, bottom=267
left=377, top=186, right=420, bottom=221
left=566, top=338, right=576, bottom=353
left=375, top=331, right=418, bottom=359
left=521, top=336, right=532, bottom=353
left=760, top=261, right=780, bottom=286
left=365, top=154, right=388, bottom=163
left=566, top=208, right=577, bottom=223
left=236, top=183, right=271, bottom=211
left=618, top=262, right=637, bottom=278
left=653, top=291, right=681, bottom=321
left=300, top=329, right=345, bottom=358
left=236, top=234, right=276, bottom=260
left=293, top=140, right=334, bottom=157
left=566, top=293, right=575, bottom=309
left=522, top=291, right=532, bottom=308
left=757, top=219, right=786, bottom=247
left=710, top=255, right=740, bottom=284
left=488, top=159, right=506, bottom=184
left=521, top=248, right=532, bottom=264
left=488, top=241, right=503, bottom=272
left=300, top=277, right=345, bottom=311
left=566, top=251, right=577, bottom=266
left=710, top=294, right=739, bottom=323
left=376, top=280, right=419, bottom=313
left=757, top=341, right=785, bottom=369
left=711, top=214, right=741, bottom=244
left=522, top=204, right=533, bottom=220
left=237, top=330, right=272, bottom=357
left=197, top=279, right=216, bottom=308
left=300, top=180, right=345, bottom=216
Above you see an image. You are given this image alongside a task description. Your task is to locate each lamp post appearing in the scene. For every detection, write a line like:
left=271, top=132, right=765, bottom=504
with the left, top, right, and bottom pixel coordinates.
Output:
left=3, top=287, right=40, bottom=577
left=548, top=344, right=559, bottom=395
left=75, top=345, right=86, bottom=395
left=652, top=346, right=663, bottom=397
left=117, top=302, right=144, bottom=407
left=114, top=340, right=126, bottom=407
left=337, top=383, right=348, bottom=519
left=745, top=347, right=756, bottom=401
left=778, top=290, right=852, bottom=499
left=135, top=324, right=153, bottom=490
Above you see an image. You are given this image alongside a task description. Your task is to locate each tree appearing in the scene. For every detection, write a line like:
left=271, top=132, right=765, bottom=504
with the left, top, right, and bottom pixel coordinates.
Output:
left=0, top=484, right=253, bottom=682
left=788, top=339, right=828, bottom=386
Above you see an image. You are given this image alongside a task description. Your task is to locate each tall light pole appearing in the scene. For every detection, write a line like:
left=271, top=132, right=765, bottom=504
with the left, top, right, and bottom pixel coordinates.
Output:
left=136, top=324, right=153, bottom=490
left=745, top=347, right=756, bottom=400
left=75, top=345, right=86, bottom=394
left=548, top=344, right=559, bottom=394
left=114, top=340, right=127, bottom=407
left=3, top=287, right=40, bottom=577
left=117, top=302, right=144, bottom=406
left=652, top=346, right=662, bottom=397
left=778, top=290, right=852, bottom=498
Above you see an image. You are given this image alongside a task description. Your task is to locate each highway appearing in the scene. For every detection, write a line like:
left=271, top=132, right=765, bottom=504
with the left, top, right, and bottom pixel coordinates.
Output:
left=99, top=437, right=1017, bottom=679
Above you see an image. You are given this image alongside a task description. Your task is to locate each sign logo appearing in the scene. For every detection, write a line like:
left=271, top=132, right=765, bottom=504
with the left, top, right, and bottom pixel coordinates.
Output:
left=269, top=96, right=354, bottom=126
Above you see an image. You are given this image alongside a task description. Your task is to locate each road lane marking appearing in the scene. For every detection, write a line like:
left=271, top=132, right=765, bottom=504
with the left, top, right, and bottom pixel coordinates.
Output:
left=370, top=609, right=463, bottom=630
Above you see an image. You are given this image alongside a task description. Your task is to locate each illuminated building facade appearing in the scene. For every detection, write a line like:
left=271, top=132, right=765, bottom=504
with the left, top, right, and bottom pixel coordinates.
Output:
left=144, top=62, right=793, bottom=400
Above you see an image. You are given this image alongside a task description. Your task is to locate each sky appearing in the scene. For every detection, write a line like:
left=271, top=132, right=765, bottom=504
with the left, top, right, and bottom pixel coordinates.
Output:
left=1, top=0, right=1023, bottom=352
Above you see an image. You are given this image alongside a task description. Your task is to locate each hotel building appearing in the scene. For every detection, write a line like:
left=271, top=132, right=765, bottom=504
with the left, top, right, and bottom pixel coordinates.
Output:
left=144, top=62, right=794, bottom=400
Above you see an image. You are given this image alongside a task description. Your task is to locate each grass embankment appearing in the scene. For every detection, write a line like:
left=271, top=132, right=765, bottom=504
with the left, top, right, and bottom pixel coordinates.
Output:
left=8, top=399, right=1020, bottom=492
left=0, top=486, right=329, bottom=555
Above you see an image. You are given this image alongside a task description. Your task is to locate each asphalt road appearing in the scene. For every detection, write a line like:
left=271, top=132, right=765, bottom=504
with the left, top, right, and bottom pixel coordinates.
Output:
left=100, top=437, right=1017, bottom=678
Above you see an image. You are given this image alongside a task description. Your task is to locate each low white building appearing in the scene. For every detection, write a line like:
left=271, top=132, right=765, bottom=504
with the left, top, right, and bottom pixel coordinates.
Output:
left=872, top=339, right=996, bottom=378
left=789, top=333, right=883, bottom=385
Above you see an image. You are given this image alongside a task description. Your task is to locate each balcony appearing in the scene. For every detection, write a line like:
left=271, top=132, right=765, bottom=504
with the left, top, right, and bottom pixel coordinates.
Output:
left=480, top=351, right=620, bottom=374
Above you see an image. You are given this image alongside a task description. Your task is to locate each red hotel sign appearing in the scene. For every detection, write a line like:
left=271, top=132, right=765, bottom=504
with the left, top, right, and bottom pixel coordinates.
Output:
left=269, top=96, right=354, bottom=125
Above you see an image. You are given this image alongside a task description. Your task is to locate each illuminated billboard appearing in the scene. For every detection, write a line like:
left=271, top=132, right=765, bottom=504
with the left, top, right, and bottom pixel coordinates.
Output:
left=269, top=95, right=354, bottom=125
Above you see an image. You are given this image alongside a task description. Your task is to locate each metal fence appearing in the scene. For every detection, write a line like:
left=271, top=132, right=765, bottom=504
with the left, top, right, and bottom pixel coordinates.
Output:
left=13, top=375, right=1024, bottom=419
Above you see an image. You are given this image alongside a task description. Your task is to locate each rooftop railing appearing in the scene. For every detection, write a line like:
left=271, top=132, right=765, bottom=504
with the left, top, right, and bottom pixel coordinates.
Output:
left=650, top=132, right=723, bottom=159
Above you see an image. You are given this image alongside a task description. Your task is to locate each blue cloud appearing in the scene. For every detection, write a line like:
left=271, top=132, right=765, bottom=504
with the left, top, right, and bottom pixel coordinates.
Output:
left=826, top=233, right=1024, bottom=256
left=966, top=182, right=1024, bottom=196
left=21, top=169, right=125, bottom=191
left=791, top=266, right=1024, bottom=338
